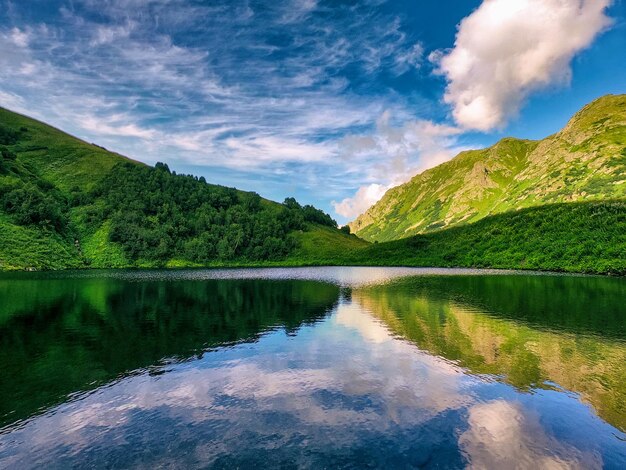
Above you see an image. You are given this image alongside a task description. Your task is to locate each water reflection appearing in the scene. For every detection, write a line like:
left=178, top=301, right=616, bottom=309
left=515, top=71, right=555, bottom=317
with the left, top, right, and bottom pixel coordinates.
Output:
left=0, top=269, right=625, bottom=469
left=0, top=277, right=340, bottom=426
left=353, top=275, right=626, bottom=432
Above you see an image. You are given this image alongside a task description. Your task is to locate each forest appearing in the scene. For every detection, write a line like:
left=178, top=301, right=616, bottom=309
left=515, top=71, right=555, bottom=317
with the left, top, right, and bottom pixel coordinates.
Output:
left=1, top=127, right=338, bottom=264
left=86, top=162, right=337, bottom=262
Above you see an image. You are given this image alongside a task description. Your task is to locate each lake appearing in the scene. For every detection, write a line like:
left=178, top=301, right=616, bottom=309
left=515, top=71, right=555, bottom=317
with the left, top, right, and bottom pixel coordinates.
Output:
left=0, top=267, right=625, bottom=469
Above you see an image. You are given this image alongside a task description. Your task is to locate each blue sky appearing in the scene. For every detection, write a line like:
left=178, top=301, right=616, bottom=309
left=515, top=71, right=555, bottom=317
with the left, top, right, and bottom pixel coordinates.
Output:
left=0, top=0, right=624, bottom=223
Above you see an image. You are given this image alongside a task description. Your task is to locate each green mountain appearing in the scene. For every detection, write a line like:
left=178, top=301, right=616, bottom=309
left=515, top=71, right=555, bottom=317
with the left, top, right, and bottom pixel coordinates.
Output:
left=349, top=94, right=626, bottom=242
left=0, top=107, right=353, bottom=270
left=297, top=201, right=626, bottom=275
left=1, top=99, right=624, bottom=275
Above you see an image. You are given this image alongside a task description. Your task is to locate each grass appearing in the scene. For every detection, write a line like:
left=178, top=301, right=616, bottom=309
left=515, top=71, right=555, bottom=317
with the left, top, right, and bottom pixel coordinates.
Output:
left=80, top=221, right=129, bottom=268
left=286, top=225, right=370, bottom=263
left=1, top=202, right=624, bottom=275
left=0, top=215, right=83, bottom=270
left=345, top=201, right=626, bottom=275
left=0, top=107, right=141, bottom=192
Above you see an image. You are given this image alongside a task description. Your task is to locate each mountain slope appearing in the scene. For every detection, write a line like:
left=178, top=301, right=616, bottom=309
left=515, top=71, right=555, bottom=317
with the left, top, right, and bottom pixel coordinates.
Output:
left=279, top=200, right=626, bottom=276
left=0, top=107, right=352, bottom=270
left=1, top=102, right=624, bottom=274
left=282, top=201, right=626, bottom=275
left=352, top=201, right=626, bottom=275
left=0, top=107, right=140, bottom=191
left=350, top=94, right=626, bottom=242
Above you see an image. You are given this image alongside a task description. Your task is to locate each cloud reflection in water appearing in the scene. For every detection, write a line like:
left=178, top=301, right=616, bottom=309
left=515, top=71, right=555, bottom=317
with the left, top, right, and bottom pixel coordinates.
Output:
left=2, top=294, right=621, bottom=469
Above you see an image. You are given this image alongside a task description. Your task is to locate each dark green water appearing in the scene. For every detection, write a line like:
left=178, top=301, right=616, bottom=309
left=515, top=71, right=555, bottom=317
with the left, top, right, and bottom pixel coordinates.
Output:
left=0, top=267, right=625, bottom=469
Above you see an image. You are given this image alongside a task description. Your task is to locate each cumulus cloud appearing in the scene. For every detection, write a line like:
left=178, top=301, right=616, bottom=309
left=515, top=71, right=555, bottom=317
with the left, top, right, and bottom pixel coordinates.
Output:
left=433, top=0, right=613, bottom=131
left=459, top=400, right=601, bottom=468
left=333, top=184, right=391, bottom=219
left=332, top=113, right=463, bottom=219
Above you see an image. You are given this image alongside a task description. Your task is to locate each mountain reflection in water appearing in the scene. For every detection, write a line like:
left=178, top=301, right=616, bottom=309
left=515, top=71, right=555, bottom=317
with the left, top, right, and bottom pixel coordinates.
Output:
left=0, top=268, right=624, bottom=469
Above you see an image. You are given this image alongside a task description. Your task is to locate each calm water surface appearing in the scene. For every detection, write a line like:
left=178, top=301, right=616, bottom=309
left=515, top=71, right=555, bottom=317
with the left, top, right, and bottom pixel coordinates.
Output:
left=0, top=267, right=625, bottom=469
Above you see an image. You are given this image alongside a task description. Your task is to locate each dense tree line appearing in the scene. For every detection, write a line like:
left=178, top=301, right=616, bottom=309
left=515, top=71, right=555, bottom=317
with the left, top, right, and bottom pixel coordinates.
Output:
left=86, top=162, right=337, bottom=262
left=0, top=178, right=68, bottom=232
left=1, top=118, right=339, bottom=264
left=0, top=142, right=70, bottom=232
left=0, top=124, right=25, bottom=146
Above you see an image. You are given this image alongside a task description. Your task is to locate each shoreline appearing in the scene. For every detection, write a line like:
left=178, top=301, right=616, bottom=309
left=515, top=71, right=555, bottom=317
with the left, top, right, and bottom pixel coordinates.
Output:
left=0, top=263, right=620, bottom=278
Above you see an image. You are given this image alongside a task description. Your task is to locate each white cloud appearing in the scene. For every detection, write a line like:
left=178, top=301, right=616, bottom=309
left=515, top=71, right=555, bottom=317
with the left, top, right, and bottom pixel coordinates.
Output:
left=433, top=0, right=613, bottom=131
left=10, top=27, right=30, bottom=47
left=222, top=135, right=334, bottom=165
left=279, top=0, right=318, bottom=24
left=333, top=183, right=391, bottom=219
left=333, top=114, right=463, bottom=219
left=76, top=113, right=157, bottom=139
left=90, top=22, right=134, bottom=46
left=393, top=42, right=424, bottom=74
left=0, top=90, right=26, bottom=111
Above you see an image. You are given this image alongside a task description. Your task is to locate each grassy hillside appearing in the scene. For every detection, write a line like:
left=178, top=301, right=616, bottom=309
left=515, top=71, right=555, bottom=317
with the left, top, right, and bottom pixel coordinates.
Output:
left=345, top=201, right=626, bottom=275
left=0, top=107, right=139, bottom=191
left=350, top=94, right=626, bottom=242
left=1, top=104, right=624, bottom=274
left=286, top=225, right=370, bottom=264
left=0, top=107, right=350, bottom=270
left=271, top=201, right=626, bottom=276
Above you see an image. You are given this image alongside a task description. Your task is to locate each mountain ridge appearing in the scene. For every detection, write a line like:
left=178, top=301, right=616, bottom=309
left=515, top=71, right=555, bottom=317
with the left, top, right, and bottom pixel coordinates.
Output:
left=0, top=97, right=624, bottom=274
left=349, top=94, right=626, bottom=242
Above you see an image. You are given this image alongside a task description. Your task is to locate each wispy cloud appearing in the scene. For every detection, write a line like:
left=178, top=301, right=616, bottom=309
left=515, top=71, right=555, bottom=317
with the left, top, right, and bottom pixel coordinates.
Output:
left=9, top=26, right=30, bottom=47
left=0, top=0, right=426, bottom=176
left=0, top=0, right=616, bottom=221
left=79, top=113, right=158, bottom=140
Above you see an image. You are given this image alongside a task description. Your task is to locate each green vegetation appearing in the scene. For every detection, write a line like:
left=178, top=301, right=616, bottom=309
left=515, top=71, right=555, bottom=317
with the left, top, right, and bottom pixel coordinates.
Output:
left=292, top=201, right=626, bottom=275
left=0, top=108, right=342, bottom=270
left=350, top=94, right=626, bottom=242
left=0, top=214, right=83, bottom=270
left=86, top=162, right=336, bottom=264
left=288, top=225, right=370, bottom=262
left=1, top=98, right=625, bottom=275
